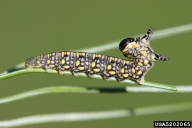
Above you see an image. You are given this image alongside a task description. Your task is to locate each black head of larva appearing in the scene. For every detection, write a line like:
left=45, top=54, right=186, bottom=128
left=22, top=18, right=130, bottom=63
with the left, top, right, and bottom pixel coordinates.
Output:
left=119, top=37, right=135, bottom=51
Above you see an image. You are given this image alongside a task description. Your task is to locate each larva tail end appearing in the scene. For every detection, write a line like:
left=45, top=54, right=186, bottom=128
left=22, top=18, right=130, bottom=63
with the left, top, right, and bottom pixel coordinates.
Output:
left=25, top=57, right=36, bottom=68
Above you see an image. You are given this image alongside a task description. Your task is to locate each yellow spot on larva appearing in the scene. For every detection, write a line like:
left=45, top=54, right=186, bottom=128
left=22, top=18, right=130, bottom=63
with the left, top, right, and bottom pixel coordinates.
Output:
left=63, top=65, right=69, bottom=69
left=52, top=53, right=55, bottom=56
left=37, top=60, right=40, bottom=64
left=81, top=52, right=85, bottom=56
left=138, top=62, right=143, bottom=66
left=122, top=49, right=127, bottom=52
left=61, top=59, right=65, bottom=65
left=37, top=56, right=40, bottom=59
left=123, top=60, right=129, bottom=65
left=91, top=62, right=96, bottom=67
left=93, top=68, right=100, bottom=72
left=97, top=54, right=101, bottom=57
left=67, top=52, right=70, bottom=55
left=107, top=65, right=111, bottom=70
left=75, top=60, right=80, bottom=66
left=133, top=43, right=139, bottom=48
left=137, top=70, right=142, bottom=75
left=122, top=43, right=133, bottom=52
left=92, top=54, right=96, bottom=58
left=141, top=51, right=147, bottom=57
left=109, top=71, right=116, bottom=75
left=127, top=43, right=133, bottom=48
left=120, top=68, right=124, bottom=73
left=76, top=52, right=79, bottom=57
left=110, top=57, right=114, bottom=61
left=123, top=74, right=128, bottom=77
left=61, top=52, right=64, bottom=57
left=131, top=68, right=135, bottom=73
left=47, top=54, right=50, bottom=58
left=49, top=64, right=54, bottom=68
left=47, top=60, right=50, bottom=64
left=114, top=58, right=117, bottom=61
left=144, top=60, right=148, bottom=65
left=78, top=66, right=84, bottom=70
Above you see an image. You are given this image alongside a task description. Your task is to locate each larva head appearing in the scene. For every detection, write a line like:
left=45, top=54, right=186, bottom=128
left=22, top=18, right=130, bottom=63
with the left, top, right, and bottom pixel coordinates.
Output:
left=119, top=38, right=135, bottom=52
left=25, top=57, right=41, bottom=69
left=119, top=37, right=140, bottom=60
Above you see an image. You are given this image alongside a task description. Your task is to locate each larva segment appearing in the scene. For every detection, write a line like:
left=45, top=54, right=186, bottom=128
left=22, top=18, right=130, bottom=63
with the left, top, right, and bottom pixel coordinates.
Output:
left=25, top=55, right=47, bottom=69
left=102, top=56, right=121, bottom=80
left=25, top=57, right=36, bottom=69
left=58, top=51, right=74, bottom=75
left=115, top=59, right=148, bottom=84
left=44, top=52, right=61, bottom=73
left=131, top=60, right=153, bottom=84
left=72, top=52, right=90, bottom=76
left=116, top=60, right=131, bottom=82
left=103, top=56, right=115, bottom=80
left=87, top=53, right=106, bottom=77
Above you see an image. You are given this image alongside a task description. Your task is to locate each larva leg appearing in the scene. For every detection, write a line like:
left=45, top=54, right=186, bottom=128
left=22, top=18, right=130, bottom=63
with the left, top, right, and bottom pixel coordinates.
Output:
left=72, top=71, right=79, bottom=76
left=44, top=66, right=52, bottom=73
left=25, top=66, right=33, bottom=70
left=103, top=75, right=111, bottom=81
left=154, top=53, right=169, bottom=61
left=87, top=71, right=95, bottom=78
left=149, top=52, right=169, bottom=62
left=59, top=70, right=65, bottom=75
left=136, top=76, right=144, bottom=84
left=117, top=78, right=124, bottom=83
left=88, top=74, right=94, bottom=78
left=141, top=27, right=154, bottom=42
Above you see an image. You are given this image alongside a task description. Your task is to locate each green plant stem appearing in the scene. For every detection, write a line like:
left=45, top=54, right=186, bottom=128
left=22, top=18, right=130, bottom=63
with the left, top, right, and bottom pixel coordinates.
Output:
left=0, top=68, right=177, bottom=91
left=0, top=102, right=191, bottom=127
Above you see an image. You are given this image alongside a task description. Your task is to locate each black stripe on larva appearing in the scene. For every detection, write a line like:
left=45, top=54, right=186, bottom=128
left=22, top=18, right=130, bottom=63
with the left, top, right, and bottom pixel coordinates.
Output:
left=25, top=51, right=147, bottom=84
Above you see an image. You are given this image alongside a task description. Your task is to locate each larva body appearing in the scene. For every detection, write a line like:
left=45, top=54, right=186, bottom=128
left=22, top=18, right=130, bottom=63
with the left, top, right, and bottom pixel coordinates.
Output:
left=25, top=27, right=169, bottom=84
left=25, top=51, right=152, bottom=84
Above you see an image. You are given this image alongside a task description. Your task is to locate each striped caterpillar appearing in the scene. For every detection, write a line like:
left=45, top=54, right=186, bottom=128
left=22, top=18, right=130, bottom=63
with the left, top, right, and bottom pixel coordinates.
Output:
left=25, top=27, right=169, bottom=84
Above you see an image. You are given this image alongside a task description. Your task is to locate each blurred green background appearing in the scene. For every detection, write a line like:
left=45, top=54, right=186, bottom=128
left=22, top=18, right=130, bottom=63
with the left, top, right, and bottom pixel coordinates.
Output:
left=0, top=0, right=192, bottom=128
